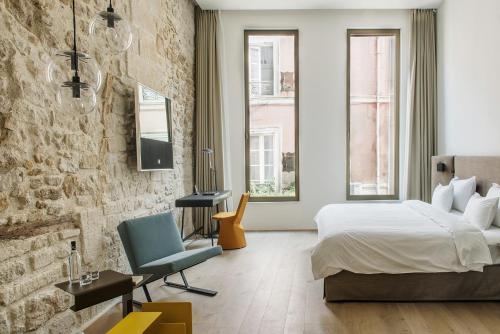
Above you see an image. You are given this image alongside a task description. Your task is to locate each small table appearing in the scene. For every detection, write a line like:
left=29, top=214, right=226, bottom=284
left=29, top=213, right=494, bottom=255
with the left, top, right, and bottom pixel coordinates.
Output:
left=55, top=270, right=153, bottom=318
left=175, top=190, right=232, bottom=245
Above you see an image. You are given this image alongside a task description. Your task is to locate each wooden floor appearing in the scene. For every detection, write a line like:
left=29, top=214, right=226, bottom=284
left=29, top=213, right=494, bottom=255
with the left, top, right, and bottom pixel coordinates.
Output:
left=85, top=231, right=500, bottom=334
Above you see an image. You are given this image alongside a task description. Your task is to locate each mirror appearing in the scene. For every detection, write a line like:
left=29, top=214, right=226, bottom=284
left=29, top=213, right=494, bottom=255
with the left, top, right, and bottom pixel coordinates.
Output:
left=135, top=82, right=173, bottom=171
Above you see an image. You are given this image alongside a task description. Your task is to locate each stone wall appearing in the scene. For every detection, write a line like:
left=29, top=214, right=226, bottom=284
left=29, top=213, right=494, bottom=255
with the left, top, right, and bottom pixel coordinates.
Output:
left=0, top=0, right=196, bottom=332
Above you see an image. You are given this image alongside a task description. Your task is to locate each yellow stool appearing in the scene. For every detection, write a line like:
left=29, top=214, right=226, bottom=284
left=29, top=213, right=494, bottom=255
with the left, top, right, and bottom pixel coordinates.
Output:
left=213, top=193, right=249, bottom=250
left=143, top=302, right=192, bottom=334
left=106, top=302, right=192, bottom=334
left=106, top=312, right=161, bottom=334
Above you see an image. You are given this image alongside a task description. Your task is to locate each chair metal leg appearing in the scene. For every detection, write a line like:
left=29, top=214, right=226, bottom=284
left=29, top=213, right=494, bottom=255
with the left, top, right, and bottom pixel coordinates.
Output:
left=180, top=208, right=185, bottom=240
left=208, top=207, right=214, bottom=246
left=143, top=284, right=152, bottom=302
left=164, top=271, right=217, bottom=296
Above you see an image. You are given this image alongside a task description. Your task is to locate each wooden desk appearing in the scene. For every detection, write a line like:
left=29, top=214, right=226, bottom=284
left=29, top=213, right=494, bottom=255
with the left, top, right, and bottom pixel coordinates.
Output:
left=175, top=190, right=231, bottom=245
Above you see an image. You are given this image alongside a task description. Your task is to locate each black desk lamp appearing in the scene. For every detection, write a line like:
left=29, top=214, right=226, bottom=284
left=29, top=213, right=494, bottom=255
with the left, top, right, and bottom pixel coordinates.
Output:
left=202, top=148, right=218, bottom=195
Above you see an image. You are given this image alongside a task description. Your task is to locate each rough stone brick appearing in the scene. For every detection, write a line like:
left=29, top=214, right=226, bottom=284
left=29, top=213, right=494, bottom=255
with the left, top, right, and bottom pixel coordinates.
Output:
left=46, top=310, right=76, bottom=334
left=25, top=294, right=56, bottom=331
left=58, top=229, right=80, bottom=240
left=8, top=302, right=26, bottom=334
left=30, top=234, right=49, bottom=250
left=34, top=188, right=62, bottom=201
left=79, top=154, right=98, bottom=169
left=0, top=261, right=26, bottom=285
left=0, top=310, right=9, bottom=334
left=30, top=248, right=55, bottom=270
left=107, top=136, right=127, bottom=152
left=0, top=263, right=64, bottom=306
left=0, top=239, right=30, bottom=262
left=44, top=175, right=63, bottom=187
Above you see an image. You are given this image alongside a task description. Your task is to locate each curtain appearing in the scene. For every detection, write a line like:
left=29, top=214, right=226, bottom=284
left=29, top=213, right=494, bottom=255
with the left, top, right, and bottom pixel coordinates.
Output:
left=406, top=9, right=438, bottom=202
left=216, top=10, right=234, bottom=211
left=194, top=8, right=225, bottom=231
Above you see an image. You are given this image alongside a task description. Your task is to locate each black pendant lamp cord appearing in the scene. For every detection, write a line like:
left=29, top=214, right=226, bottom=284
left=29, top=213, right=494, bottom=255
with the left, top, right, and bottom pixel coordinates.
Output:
left=72, top=0, right=79, bottom=75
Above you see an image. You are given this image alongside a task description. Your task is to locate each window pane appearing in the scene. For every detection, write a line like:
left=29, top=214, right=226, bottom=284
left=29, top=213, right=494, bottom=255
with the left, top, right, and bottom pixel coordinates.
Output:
left=250, top=136, right=259, bottom=150
left=264, top=151, right=273, bottom=165
left=348, top=32, right=399, bottom=198
left=246, top=31, right=298, bottom=200
left=250, top=166, right=259, bottom=182
left=264, top=166, right=274, bottom=181
left=250, top=151, right=260, bottom=164
left=264, top=135, right=273, bottom=150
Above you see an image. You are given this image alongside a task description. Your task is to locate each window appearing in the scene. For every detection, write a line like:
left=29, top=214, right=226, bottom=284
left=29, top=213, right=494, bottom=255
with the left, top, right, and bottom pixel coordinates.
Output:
left=245, top=30, right=299, bottom=201
left=249, top=43, right=277, bottom=96
left=347, top=29, right=400, bottom=200
left=249, top=129, right=281, bottom=185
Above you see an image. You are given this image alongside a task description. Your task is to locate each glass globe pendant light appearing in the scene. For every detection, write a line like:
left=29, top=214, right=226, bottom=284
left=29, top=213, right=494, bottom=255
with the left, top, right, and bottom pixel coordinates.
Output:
left=89, top=0, right=133, bottom=54
left=47, top=0, right=100, bottom=114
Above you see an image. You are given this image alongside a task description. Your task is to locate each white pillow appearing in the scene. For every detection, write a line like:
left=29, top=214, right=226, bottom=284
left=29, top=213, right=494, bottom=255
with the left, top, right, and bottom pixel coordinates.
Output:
left=432, top=183, right=454, bottom=212
left=463, top=193, right=499, bottom=230
left=486, top=183, right=500, bottom=227
left=450, top=176, right=476, bottom=212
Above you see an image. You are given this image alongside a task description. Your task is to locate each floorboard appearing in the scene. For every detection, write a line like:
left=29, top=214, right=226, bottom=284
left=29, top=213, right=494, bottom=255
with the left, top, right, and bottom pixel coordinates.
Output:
left=84, top=231, right=500, bottom=334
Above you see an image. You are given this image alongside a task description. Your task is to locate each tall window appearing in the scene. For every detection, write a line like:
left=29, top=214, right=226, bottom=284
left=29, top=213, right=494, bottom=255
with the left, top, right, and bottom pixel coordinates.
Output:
left=347, top=29, right=400, bottom=200
left=245, top=30, right=299, bottom=201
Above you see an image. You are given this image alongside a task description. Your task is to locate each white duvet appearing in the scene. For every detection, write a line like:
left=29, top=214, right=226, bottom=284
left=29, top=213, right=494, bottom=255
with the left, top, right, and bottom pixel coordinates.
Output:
left=311, top=200, right=492, bottom=279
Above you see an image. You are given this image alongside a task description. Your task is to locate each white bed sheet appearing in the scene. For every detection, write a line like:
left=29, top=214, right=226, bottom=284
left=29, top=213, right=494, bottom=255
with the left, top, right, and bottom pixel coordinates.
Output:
left=311, top=200, right=492, bottom=279
left=483, top=227, right=500, bottom=245
left=447, top=209, right=500, bottom=246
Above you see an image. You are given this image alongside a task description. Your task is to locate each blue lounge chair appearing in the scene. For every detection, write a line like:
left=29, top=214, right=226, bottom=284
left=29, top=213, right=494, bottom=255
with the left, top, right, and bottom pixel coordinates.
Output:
left=118, top=212, right=222, bottom=299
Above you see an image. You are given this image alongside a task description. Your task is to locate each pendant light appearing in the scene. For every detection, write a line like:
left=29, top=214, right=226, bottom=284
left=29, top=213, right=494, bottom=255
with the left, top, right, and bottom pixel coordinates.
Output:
left=89, top=0, right=133, bottom=54
left=47, top=0, right=101, bottom=114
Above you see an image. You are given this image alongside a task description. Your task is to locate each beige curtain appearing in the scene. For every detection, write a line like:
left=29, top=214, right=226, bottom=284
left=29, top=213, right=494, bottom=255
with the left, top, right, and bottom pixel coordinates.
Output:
left=406, top=9, right=438, bottom=202
left=194, top=8, right=224, bottom=231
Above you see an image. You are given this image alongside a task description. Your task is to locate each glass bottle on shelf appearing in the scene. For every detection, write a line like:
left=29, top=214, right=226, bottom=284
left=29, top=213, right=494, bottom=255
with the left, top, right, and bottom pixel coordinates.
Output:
left=68, top=241, right=81, bottom=285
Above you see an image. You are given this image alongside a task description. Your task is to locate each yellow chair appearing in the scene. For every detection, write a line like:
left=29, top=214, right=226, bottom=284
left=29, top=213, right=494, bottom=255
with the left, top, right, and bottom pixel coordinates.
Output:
left=106, top=302, right=192, bottom=334
left=213, top=193, right=250, bottom=250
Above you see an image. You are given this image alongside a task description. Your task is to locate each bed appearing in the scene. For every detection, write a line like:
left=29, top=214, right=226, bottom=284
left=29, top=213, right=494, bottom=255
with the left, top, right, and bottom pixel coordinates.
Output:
left=313, top=156, right=500, bottom=301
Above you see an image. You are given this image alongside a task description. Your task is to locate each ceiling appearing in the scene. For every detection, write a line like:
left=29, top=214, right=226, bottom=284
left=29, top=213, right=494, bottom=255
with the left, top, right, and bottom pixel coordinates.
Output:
left=196, top=0, right=443, bottom=10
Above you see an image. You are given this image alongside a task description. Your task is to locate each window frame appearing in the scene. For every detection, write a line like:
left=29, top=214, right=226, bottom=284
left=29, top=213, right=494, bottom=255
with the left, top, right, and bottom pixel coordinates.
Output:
left=346, top=29, right=401, bottom=201
left=244, top=29, right=300, bottom=202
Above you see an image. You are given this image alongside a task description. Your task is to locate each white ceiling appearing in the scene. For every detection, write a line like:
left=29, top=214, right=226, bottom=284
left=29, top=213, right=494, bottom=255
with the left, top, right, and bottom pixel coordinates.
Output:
left=196, top=0, right=443, bottom=10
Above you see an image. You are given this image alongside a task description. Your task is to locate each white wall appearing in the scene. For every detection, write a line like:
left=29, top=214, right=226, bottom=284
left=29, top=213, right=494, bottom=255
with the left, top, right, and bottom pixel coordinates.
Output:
left=220, top=10, right=410, bottom=229
left=437, top=0, right=500, bottom=155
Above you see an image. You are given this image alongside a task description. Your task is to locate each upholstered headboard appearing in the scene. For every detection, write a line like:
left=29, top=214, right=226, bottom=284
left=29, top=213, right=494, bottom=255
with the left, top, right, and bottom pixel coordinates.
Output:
left=431, top=156, right=500, bottom=196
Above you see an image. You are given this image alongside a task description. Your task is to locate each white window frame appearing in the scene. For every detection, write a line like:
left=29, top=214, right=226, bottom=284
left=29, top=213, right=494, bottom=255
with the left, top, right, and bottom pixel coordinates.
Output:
left=248, top=39, right=280, bottom=97
left=249, top=128, right=282, bottom=191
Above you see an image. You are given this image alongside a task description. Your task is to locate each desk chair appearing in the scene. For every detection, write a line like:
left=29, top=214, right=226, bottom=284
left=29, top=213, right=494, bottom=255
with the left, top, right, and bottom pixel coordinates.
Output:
left=118, top=212, right=222, bottom=298
left=212, top=193, right=249, bottom=250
